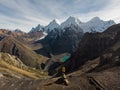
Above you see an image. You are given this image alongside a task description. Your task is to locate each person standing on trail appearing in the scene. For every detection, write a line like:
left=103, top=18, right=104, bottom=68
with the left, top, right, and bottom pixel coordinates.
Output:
left=61, top=66, right=69, bottom=85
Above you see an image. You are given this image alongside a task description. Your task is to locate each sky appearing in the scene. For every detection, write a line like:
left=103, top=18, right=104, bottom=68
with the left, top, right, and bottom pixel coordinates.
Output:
left=0, top=0, right=120, bottom=32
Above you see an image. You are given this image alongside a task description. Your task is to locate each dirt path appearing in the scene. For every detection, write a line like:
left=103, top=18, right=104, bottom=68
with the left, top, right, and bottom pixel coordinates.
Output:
left=88, top=76, right=106, bottom=90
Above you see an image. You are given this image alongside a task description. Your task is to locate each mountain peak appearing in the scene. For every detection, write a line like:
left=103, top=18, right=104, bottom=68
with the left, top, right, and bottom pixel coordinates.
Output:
left=61, top=16, right=81, bottom=28
left=80, top=17, right=115, bottom=32
left=68, top=16, right=77, bottom=20
left=92, top=16, right=100, bottom=20
left=45, top=19, right=60, bottom=32
left=49, top=19, right=60, bottom=26
left=67, top=16, right=81, bottom=23
left=29, top=24, right=44, bottom=33
left=52, top=19, right=60, bottom=25
left=90, top=17, right=101, bottom=22
left=36, top=24, right=43, bottom=28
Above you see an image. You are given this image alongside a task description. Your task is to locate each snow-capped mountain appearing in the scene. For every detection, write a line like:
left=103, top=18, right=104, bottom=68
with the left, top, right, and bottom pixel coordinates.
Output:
left=61, top=16, right=81, bottom=28
left=34, top=16, right=116, bottom=55
left=30, top=24, right=44, bottom=33
left=80, top=17, right=115, bottom=32
left=40, top=24, right=84, bottom=54
left=29, top=16, right=115, bottom=33
left=60, top=16, right=115, bottom=32
left=45, top=19, right=60, bottom=32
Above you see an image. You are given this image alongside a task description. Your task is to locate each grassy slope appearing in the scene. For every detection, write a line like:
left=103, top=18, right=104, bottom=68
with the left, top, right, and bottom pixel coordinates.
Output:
left=0, top=53, right=48, bottom=79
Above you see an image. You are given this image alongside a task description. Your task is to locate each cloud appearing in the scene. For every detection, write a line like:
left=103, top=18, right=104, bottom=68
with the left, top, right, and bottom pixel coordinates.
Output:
left=75, top=0, right=120, bottom=22
left=0, top=0, right=120, bottom=32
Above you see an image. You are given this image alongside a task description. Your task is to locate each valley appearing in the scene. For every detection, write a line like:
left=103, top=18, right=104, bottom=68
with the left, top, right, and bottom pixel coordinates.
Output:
left=0, top=17, right=119, bottom=90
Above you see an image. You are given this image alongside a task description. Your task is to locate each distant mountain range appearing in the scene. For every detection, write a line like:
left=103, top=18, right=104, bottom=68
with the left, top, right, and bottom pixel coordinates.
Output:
left=30, top=16, right=115, bottom=33
left=5, top=16, right=115, bottom=56
left=31, top=16, right=115, bottom=56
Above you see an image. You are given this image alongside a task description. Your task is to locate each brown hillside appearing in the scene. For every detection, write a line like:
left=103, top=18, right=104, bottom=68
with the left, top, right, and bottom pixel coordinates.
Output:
left=0, top=36, right=47, bottom=68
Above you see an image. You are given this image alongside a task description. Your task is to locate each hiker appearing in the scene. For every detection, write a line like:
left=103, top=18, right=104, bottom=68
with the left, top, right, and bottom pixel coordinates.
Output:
left=61, top=66, right=69, bottom=85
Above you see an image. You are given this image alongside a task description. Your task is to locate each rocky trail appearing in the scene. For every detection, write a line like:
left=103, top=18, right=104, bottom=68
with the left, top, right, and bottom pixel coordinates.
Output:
left=0, top=66, right=120, bottom=90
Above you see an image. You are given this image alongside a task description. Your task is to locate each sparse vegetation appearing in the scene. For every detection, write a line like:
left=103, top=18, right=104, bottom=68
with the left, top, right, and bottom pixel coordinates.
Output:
left=0, top=53, right=48, bottom=79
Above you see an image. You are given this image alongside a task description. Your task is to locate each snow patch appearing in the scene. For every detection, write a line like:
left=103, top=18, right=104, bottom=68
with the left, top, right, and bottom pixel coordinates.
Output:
left=39, top=32, right=48, bottom=40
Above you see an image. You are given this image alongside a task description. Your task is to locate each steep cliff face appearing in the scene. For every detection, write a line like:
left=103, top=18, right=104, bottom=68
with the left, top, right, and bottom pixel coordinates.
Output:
left=62, top=24, right=120, bottom=73
left=38, top=24, right=84, bottom=55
